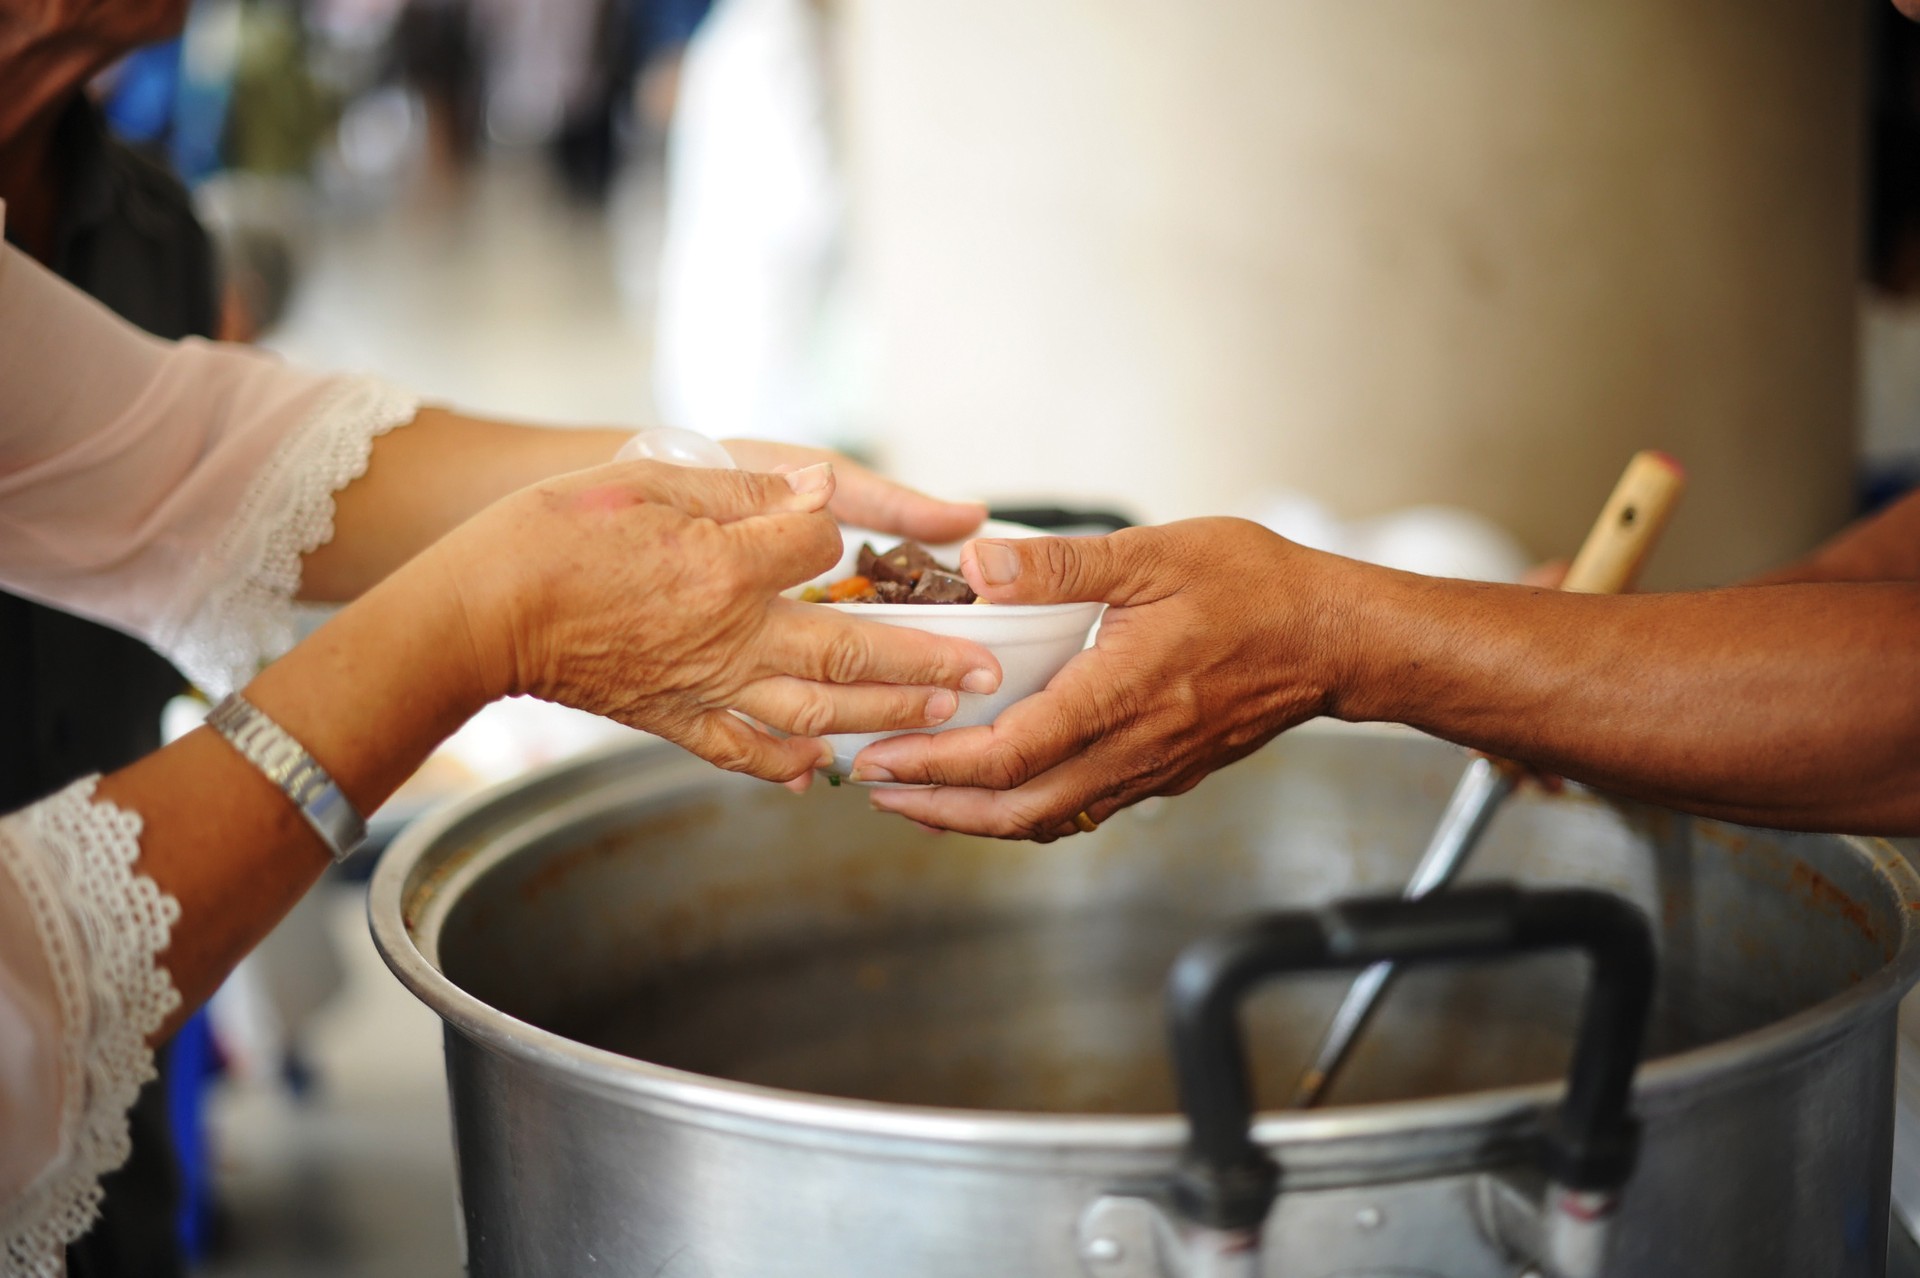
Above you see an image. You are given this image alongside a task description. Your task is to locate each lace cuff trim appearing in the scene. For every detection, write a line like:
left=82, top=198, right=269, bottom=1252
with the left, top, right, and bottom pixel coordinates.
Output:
left=0, top=779, right=179, bottom=1278
left=163, top=374, right=422, bottom=698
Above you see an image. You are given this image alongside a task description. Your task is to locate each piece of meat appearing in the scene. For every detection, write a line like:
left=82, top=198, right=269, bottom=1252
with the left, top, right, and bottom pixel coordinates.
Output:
left=862, top=539, right=942, bottom=586
left=857, top=542, right=911, bottom=586
left=909, top=567, right=977, bottom=605
left=818, top=540, right=976, bottom=604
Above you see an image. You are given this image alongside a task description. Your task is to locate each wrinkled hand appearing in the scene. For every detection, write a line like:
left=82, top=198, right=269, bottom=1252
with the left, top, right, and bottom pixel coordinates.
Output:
left=419, top=460, right=1002, bottom=782
left=851, top=518, right=1351, bottom=839
left=721, top=439, right=986, bottom=544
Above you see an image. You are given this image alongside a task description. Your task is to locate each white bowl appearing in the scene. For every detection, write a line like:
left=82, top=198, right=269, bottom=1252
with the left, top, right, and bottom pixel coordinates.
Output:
left=798, top=521, right=1104, bottom=778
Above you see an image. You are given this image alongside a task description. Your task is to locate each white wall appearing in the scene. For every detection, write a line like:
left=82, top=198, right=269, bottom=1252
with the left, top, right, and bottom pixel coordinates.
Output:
left=845, top=0, right=1865, bottom=586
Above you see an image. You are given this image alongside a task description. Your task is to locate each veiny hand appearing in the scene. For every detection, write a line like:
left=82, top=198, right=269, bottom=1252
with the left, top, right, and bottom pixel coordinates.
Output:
left=722, top=439, right=986, bottom=544
left=851, top=518, right=1354, bottom=839
left=415, top=460, right=1002, bottom=783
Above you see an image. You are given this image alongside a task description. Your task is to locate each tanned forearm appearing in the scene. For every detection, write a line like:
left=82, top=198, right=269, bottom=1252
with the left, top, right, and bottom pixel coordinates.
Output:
left=1332, top=567, right=1920, bottom=834
left=300, top=408, right=629, bottom=601
left=98, top=554, right=486, bottom=1036
left=1747, top=489, right=1920, bottom=586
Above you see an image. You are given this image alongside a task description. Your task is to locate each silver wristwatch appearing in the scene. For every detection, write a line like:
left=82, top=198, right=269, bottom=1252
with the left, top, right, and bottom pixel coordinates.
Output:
left=207, top=693, right=368, bottom=863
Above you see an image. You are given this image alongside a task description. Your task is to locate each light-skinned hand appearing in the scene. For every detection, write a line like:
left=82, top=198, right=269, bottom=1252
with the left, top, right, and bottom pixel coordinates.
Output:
left=415, top=459, right=1002, bottom=784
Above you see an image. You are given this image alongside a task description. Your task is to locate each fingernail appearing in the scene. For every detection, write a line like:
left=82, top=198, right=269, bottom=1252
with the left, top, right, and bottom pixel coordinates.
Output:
left=785, top=462, right=833, bottom=496
left=815, top=741, right=837, bottom=770
left=852, top=763, right=895, bottom=783
left=974, top=540, right=1020, bottom=586
left=868, top=791, right=903, bottom=811
left=924, top=689, right=957, bottom=725
left=962, top=668, right=999, bottom=695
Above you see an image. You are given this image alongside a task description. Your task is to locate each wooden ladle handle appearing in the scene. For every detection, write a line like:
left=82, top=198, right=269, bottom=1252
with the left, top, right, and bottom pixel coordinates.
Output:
left=1560, top=451, right=1688, bottom=595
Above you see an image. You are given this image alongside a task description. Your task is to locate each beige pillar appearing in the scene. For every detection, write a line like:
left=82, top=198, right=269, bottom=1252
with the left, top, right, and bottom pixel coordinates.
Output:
left=845, top=0, right=1863, bottom=586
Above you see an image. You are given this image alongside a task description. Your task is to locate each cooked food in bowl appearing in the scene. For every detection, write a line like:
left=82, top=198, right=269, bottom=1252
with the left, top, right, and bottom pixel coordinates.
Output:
left=792, top=522, right=1105, bottom=779
left=801, top=539, right=980, bottom=606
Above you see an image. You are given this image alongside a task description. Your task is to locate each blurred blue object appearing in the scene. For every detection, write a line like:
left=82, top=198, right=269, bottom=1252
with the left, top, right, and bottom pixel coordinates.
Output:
left=1863, top=461, right=1920, bottom=515
left=102, top=2, right=239, bottom=186
left=164, top=1010, right=221, bottom=1264
left=639, top=0, right=713, bottom=59
left=102, top=40, right=183, bottom=146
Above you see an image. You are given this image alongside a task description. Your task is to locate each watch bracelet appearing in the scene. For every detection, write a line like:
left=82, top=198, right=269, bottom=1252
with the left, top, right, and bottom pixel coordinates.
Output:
left=206, top=693, right=367, bottom=863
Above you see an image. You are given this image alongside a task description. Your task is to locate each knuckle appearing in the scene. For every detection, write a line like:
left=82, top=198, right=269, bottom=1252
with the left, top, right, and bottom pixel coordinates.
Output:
left=982, top=738, right=1041, bottom=789
left=1160, top=679, right=1204, bottom=730
left=710, top=743, right=756, bottom=774
left=1001, top=794, right=1063, bottom=841
left=691, top=727, right=759, bottom=774
left=1037, top=537, right=1082, bottom=594
left=822, top=629, right=872, bottom=684
left=787, top=687, right=836, bottom=738
left=736, top=470, right=786, bottom=510
left=704, top=544, right=756, bottom=601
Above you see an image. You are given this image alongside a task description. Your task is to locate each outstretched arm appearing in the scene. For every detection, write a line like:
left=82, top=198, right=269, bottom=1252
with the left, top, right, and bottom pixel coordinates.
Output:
left=1747, top=488, right=1920, bottom=586
left=0, top=236, right=984, bottom=691
left=853, top=520, right=1920, bottom=839
left=301, top=424, right=988, bottom=601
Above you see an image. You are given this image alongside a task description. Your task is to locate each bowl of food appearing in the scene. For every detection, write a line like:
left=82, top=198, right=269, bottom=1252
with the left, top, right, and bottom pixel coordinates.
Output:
left=793, top=521, right=1104, bottom=779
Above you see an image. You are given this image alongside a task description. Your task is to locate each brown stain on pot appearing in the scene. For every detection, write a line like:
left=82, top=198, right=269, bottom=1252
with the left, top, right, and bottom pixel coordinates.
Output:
left=1786, top=861, right=1878, bottom=948
left=1692, top=821, right=1891, bottom=960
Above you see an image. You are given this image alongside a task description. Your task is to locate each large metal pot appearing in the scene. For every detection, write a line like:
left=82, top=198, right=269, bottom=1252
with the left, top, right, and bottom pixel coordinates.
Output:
left=370, top=723, right=1920, bottom=1276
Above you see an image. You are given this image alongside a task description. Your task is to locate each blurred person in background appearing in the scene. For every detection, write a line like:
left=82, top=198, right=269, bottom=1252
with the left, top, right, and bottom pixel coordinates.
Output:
left=397, top=0, right=484, bottom=176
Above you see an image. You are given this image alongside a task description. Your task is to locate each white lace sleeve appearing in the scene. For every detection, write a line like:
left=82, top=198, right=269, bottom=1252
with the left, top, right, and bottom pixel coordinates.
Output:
left=0, top=779, right=179, bottom=1278
left=155, top=375, right=421, bottom=697
left=0, top=239, right=420, bottom=696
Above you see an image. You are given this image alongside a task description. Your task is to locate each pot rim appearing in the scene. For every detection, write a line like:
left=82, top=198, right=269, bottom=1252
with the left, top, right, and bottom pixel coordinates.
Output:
left=368, top=728, right=1920, bottom=1167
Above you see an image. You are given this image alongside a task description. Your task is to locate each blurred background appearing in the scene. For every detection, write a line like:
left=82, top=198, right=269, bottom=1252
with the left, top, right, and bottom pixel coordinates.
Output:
left=26, top=0, right=1920, bottom=1273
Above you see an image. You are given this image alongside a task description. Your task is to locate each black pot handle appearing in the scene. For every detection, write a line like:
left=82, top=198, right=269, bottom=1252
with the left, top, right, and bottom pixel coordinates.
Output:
left=1165, top=883, right=1657, bottom=1232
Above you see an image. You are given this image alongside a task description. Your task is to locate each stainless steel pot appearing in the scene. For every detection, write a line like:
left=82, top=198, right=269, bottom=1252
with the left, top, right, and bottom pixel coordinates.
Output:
left=370, top=724, right=1920, bottom=1277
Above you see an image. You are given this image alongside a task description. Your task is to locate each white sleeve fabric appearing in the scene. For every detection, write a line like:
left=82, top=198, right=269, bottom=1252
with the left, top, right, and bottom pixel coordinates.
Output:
left=0, top=201, right=423, bottom=1272
left=0, top=781, right=178, bottom=1278
left=0, top=234, right=422, bottom=696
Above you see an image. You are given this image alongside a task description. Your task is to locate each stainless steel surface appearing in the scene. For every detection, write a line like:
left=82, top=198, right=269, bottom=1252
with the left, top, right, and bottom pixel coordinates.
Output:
left=1290, top=755, right=1518, bottom=1107
left=371, top=723, right=1920, bottom=1277
left=1078, top=1197, right=1263, bottom=1278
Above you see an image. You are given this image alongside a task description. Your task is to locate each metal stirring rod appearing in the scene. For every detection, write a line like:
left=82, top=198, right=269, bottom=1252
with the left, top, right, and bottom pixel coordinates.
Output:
left=1288, top=449, right=1688, bottom=1110
left=1287, top=755, right=1515, bottom=1108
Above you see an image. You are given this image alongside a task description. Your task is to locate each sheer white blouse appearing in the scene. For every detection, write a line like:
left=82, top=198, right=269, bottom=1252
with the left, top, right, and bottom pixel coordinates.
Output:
left=0, top=211, right=421, bottom=1276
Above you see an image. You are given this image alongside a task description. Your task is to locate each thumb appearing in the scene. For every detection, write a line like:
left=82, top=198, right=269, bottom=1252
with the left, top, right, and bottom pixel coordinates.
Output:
left=826, top=460, right=988, bottom=544
left=607, top=459, right=837, bottom=523
left=959, top=528, right=1171, bottom=605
